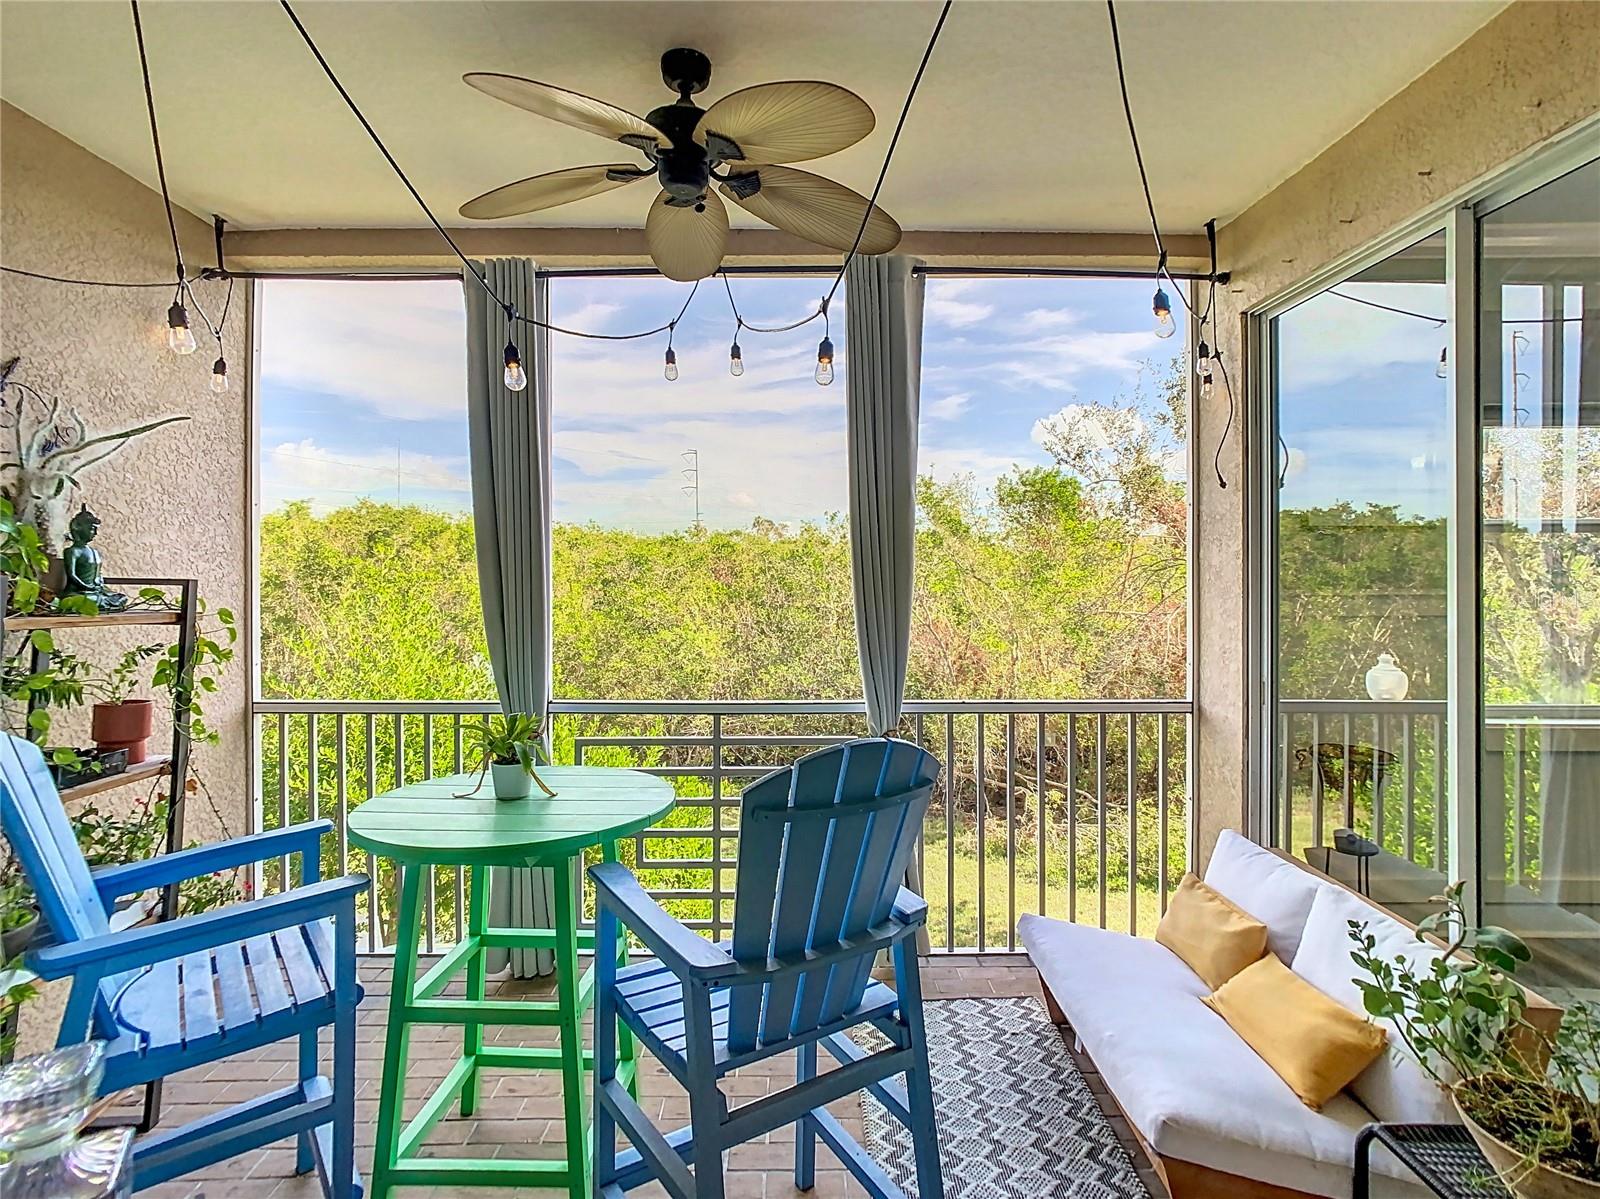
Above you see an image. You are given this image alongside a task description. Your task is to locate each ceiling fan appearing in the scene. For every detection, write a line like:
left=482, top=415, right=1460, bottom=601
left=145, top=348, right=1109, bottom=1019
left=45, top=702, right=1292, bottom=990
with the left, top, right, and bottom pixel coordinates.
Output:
left=458, top=48, right=902, bottom=281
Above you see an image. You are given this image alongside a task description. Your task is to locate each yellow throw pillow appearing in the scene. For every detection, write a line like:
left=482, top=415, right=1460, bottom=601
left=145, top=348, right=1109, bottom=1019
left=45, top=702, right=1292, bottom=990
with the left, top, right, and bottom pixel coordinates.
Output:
left=1155, top=873, right=1269, bottom=989
left=1203, top=954, right=1389, bottom=1110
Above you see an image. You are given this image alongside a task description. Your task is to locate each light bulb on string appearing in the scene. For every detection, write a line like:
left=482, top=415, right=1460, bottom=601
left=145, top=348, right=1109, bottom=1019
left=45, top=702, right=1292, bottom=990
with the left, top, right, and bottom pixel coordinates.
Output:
left=502, top=338, right=527, bottom=392
left=729, top=340, right=744, bottom=377
left=1152, top=287, right=1175, bottom=340
left=167, top=300, right=196, bottom=355
left=1197, top=340, right=1214, bottom=404
left=815, top=336, right=835, bottom=386
left=1436, top=347, right=1448, bottom=380
left=210, top=355, right=228, bottom=393
left=664, top=346, right=679, bottom=382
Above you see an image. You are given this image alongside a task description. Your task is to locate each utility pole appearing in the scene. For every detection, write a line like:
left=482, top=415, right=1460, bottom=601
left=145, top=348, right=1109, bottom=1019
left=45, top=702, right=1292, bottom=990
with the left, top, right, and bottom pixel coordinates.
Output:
left=681, top=449, right=703, bottom=531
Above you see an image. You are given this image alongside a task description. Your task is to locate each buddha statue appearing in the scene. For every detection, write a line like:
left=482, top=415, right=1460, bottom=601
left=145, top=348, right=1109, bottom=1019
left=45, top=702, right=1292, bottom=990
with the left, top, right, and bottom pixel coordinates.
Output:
left=60, top=505, right=129, bottom=611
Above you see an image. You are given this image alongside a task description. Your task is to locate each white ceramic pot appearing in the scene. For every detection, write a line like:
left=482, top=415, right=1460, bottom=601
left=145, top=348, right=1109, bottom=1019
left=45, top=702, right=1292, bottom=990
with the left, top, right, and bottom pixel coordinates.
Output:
left=490, top=762, right=532, bottom=800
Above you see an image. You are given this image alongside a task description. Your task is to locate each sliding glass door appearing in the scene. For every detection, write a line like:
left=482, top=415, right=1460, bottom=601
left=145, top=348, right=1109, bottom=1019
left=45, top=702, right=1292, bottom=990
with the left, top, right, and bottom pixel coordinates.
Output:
left=1477, top=159, right=1600, bottom=997
left=1265, top=231, right=1452, bottom=918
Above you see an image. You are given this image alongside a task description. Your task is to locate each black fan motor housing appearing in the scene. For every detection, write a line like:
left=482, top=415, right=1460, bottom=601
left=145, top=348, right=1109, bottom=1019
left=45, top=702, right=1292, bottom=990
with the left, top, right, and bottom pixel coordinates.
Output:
left=661, top=47, right=711, bottom=97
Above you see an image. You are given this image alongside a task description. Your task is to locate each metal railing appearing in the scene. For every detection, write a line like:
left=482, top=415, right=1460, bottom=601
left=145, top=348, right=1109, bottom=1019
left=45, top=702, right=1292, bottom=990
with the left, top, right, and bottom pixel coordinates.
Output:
left=253, top=698, right=1192, bottom=955
left=1274, top=699, right=1600, bottom=890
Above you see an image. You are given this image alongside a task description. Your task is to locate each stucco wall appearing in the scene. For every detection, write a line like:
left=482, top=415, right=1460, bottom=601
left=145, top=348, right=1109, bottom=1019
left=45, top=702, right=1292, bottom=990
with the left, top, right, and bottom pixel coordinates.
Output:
left=1, top=101, right=249, bottom=1046
left=1193, top=0, right=1600, bottom=867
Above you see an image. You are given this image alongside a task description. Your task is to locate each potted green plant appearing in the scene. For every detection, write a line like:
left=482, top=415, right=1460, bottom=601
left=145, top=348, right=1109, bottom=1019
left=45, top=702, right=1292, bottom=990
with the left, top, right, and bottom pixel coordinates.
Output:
left=88, top=643, right=163, bottom=764
left=461, top=713, right=555, bottom=800
left=1349, top=883, right=1599, bottom=1196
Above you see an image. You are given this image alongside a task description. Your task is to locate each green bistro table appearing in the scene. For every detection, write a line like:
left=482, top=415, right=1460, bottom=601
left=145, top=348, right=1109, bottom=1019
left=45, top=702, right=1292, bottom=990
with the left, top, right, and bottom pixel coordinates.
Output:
left=347, top=767, right=676, bottom=1198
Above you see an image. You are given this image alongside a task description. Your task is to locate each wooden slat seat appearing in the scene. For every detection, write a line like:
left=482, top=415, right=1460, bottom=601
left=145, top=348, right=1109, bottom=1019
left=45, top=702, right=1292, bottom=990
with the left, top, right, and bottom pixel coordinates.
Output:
left=101, top=918, right=363, bottom=1090
left=612, top=956, right=899, bottom=1080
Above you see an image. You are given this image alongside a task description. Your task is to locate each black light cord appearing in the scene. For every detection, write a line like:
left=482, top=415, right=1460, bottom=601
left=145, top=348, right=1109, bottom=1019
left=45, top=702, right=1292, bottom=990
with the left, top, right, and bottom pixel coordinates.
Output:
left=0, top=264, right=181, bottom=289
left=1328, top=289, right=1445, bottom=326
left=1105, top=0, right=1164, bottom=273
left=130, top=0, right=185, bottom=285
left=1212, top=348, right=1235, bottom=490
left=821, top=0, right=953, bottom=310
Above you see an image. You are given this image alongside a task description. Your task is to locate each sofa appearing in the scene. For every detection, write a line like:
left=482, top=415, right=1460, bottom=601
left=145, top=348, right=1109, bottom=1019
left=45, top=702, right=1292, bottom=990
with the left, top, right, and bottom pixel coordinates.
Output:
left=1018, top=830, right=1562, bottom=1199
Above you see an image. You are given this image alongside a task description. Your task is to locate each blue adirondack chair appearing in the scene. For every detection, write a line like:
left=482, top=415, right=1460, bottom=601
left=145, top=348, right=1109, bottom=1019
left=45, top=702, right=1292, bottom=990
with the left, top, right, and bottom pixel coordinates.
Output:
left=591, top=736, right=944, bottom=1199
left=0, top=733, right=365, bottom=1197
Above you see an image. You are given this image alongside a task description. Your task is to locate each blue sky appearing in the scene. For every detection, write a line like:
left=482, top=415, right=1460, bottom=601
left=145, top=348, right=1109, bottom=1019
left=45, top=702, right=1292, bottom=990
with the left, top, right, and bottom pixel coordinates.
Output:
left=257, top=273, right=1189, bottom=528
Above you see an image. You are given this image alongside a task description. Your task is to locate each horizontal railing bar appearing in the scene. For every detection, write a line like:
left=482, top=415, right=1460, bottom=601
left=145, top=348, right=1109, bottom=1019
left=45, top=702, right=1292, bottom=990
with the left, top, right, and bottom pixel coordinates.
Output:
left=254, top=697, right=1195, bottom=716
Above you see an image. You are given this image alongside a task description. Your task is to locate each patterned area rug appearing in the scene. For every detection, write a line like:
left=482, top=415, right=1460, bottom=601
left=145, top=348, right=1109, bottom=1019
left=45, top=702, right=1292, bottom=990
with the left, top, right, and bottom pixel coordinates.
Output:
left=861, top=996, right=1152, bottom=1199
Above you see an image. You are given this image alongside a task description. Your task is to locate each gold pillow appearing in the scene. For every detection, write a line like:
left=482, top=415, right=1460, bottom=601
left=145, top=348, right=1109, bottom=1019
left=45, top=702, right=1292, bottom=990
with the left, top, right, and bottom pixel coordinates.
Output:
left=1203, top=954, right=1389, bottom=1110
left=1155, top=873, right=1269, bottom=989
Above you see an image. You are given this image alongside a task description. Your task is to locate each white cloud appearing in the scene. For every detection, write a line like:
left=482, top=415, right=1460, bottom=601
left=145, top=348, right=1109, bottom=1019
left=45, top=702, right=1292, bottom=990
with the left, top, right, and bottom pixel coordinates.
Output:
left=262, top=438, right=470, bottom=513
left=1030, top=403, right=1147, bottom=454
left=1017, top=307, right=1083, bottom=332
left=926, top=295, right=995, bottom=328
left=259, top=279, right=467, bottom=421
left=924, top=393, right=971, bottom=421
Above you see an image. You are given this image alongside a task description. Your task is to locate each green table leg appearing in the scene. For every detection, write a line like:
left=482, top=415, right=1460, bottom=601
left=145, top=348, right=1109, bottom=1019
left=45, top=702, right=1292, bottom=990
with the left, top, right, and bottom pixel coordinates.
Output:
left=461, top=863, right=489, bottom=1116
left=371, top=863, right=423, bottom=1199
left=553, top=855, right=591, bottom=1199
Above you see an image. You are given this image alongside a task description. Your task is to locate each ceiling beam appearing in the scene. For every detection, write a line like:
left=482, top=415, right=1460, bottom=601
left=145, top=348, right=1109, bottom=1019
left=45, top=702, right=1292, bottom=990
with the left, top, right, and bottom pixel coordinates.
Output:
left=223, top=226, right=1212, bottom=271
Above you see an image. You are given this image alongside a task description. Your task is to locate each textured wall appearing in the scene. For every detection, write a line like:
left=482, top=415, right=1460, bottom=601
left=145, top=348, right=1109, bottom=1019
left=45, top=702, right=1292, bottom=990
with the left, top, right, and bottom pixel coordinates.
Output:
left=1193, top=0, right=1600, bottom=867
left=1, top=102, right=249, bottom=1047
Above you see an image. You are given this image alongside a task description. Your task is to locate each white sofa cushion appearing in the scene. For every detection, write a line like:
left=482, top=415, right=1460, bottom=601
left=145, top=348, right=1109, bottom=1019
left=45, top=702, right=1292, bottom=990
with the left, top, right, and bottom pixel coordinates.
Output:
left=1020, top=913, right=1430, bottom=1198
left=1291, top=883, right=1458, bottom=1124
left=1205, top=829, right=1324, bottom=962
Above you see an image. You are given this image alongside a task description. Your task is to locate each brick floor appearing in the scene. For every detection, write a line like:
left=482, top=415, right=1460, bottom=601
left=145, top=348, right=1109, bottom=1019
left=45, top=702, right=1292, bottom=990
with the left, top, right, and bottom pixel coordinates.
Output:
left=126, top=954, right=1165, bottom=1198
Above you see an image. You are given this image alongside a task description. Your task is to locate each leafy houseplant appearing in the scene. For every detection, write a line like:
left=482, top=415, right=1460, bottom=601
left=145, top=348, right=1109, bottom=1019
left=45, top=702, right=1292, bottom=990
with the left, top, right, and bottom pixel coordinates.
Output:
left=1349, top=883, right=1599, bottom=1195
left=461, top=713, right=555, bottom=800
left=88, top=643, right=164, bottom=765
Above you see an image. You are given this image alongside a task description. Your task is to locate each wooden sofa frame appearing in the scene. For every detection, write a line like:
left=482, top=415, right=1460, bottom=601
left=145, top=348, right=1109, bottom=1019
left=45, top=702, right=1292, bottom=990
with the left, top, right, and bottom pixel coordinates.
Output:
left=1035, top=849, right=1563, bottom=1199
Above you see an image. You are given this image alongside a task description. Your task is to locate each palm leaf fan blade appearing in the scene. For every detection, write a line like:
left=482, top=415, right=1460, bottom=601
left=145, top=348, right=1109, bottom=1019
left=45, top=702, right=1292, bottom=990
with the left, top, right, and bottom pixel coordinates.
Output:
left=695, top=81, right=874, bottom=165
left=460, top=164, right=648, bottom=219
left=463, top=73, right=669, bottom=149
left=720, top=166, right=900, bottom=254
left=645, top=189, right=730, bottom=282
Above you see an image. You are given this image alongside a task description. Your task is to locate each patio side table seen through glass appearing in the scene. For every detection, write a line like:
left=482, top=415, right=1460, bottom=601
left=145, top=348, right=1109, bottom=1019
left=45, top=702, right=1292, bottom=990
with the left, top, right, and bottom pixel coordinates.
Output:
left=347, top=767, right=675, bottom=1198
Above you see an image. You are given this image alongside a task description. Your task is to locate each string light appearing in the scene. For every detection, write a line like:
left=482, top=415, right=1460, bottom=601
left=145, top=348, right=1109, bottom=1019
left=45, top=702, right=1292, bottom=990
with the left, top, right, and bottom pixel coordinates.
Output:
left=815, top=336, right=836, bottom=386
left=1152, top=286, right=1175, bottom=339
left=1436, top=347, right=1449, bottom=379
left=166, top=299, right=197, bottom=355
left=728, top=335, right=744, bottom=377
left=663, top=346, right=679, bottom=382
left=503, top=337, right=528, bottom=391
left=1197, top=339, right=1215, bottom=404
left=210, top=355, right=229, bottom=393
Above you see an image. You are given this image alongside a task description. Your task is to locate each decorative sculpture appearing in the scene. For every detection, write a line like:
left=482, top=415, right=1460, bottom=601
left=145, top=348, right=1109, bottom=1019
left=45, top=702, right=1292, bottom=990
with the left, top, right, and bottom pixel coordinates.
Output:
left=60, top=506, right=128, bottom=611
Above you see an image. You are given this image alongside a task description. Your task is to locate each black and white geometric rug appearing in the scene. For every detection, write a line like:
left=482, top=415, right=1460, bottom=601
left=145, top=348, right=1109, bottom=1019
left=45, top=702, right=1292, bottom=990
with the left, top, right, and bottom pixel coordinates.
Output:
left=860, top=996, right=1152, bottom=1199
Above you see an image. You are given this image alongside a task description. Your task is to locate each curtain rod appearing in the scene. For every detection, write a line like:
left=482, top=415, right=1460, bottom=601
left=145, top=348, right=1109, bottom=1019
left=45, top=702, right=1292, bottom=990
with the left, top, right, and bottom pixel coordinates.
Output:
left=531, top=264, right=1220, bottom=281
left=231, top=264, right=1224, bottom=283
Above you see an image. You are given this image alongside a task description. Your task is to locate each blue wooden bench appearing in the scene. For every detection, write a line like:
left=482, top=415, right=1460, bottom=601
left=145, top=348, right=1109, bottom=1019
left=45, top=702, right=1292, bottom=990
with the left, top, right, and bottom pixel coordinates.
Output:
left=591, top=736, right=944, bottom=1199
left=0, top=733, right=365, bottom=1197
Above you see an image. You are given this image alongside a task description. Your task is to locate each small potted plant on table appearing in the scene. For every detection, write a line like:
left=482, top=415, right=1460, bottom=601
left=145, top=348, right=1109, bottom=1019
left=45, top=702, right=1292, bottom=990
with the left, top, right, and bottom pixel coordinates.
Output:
left=1350, top=882, right=1599, bottom=1196
left=461, top=713, right=556, bottom=800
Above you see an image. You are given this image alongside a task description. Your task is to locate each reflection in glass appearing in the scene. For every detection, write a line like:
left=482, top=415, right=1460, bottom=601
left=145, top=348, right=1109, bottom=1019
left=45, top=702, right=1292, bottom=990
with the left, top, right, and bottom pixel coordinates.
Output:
left=1269, top=231, right=1451, bottom=917
left=1478, top=159, right=1600, bottom=996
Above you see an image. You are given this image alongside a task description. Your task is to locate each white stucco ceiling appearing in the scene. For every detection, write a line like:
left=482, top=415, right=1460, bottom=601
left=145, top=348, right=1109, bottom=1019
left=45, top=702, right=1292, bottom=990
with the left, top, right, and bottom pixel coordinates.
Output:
left=0, top=0, right=1510, bottom=235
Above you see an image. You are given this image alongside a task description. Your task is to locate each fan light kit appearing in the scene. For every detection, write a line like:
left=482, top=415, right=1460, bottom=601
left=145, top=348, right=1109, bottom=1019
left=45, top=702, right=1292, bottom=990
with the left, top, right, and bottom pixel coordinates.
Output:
left=460, top=49, right=902, bottom=283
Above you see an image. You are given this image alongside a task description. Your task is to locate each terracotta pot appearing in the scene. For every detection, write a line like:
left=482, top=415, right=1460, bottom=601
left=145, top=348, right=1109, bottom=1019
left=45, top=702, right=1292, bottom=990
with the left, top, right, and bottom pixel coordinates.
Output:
left=490, top=762, right=532, bottom=800
left=91, top=699, right=154, bottom=765
left=1455, top=1086, right=1600, bottom=1199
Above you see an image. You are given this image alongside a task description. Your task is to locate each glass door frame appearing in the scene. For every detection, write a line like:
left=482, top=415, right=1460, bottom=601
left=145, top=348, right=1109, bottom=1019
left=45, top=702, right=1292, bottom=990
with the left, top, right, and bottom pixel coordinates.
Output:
left=1246, top=118, right=1600, bottom=919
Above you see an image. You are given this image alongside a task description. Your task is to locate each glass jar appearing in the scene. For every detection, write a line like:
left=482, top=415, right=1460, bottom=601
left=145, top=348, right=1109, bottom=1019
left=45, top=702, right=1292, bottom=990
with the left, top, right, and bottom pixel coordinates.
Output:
left=0, top=1042, right=133, bottom=1198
